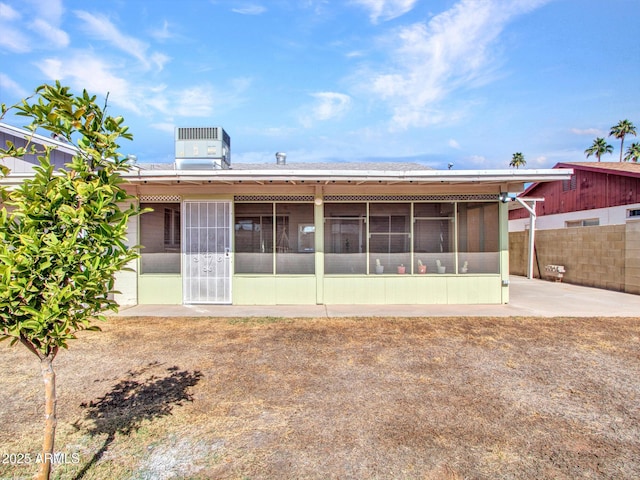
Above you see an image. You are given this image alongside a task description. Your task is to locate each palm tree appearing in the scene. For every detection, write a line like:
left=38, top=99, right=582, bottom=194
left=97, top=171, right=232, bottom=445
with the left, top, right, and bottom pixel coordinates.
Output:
left=609, top=119, right=637, bottom=162
left=510, top=152, right=526, bottom=169
left=584, top=137, right=613, bottom=162
left=624, top=142, right=640, bottom=163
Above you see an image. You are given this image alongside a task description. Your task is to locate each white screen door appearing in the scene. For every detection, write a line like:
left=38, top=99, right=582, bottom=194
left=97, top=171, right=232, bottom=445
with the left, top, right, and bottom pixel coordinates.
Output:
left=183, top=201, right=232, bottom=304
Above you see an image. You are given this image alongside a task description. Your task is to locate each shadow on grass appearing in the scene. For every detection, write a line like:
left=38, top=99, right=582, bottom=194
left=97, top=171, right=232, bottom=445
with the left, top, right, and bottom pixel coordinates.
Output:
left=73, top=362, right=203, bottom=480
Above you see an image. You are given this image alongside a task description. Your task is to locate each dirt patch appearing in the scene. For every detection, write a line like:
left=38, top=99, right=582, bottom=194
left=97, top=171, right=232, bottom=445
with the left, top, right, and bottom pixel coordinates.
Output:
left=1, top=316, right=639, bottom=479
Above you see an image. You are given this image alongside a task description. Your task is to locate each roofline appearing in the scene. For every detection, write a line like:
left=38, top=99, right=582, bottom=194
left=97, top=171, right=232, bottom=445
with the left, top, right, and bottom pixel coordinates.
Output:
left=121, top=168, right=573, bottom=185
left=555, top=162, right=640, bottom=179
left=519, top=161, right=640, bottom=196
left=1, top=167, right=572, bottom=188
left=0, top=122, right=78, bottom=155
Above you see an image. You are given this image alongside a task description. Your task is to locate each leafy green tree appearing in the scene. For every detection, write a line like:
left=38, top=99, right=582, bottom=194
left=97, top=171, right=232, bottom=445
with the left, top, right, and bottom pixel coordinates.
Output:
left=584, top=137, right=613, bottom=162
left=0, top=83, right=143, bottom=480
left=509, top=152, right=526, bottom=169
left=609, top=119, right=637, bottom=162
left=624, top=142, right=640, bottom=163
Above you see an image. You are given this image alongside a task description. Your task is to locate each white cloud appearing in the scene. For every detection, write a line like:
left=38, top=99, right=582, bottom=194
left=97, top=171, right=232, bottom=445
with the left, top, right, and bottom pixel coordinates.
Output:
left=356, top=0, right=551, bottom=129
left=448, top=139, right=461, bottom=149
left=37, top=52, right=218, bottom=119
left=571, top=127, right=603, bottom=136
left=150, top=52, right=171, bottom=71
left=0, top=0, right=69, bottom=52
left=147, top=76, right=250, bottom=118
left=0, top=3, right=31, bottom=52
left=150, top=20, right=174, bottom=41
left=29, top=18, right=69, bottom=48
left=74, top=10, right=168, bottom=71
left=145, top=85, right=170, bottom=114
left=0, top=2, right=20, bottom=21
left=531, top=155, right=548, bottom=166
left=0, top=24, right=31, bottom=52
left=150, top=122, right=176, bottom=134
left=38, top=54, right=139, bottom=112
left=300, top=92, right=352, bottom=127
left=230, top=76, right=253, bottom=92
left=27, top=0, right=69, bottom=48
left=262, top=126, right=298, bottom=137
left=174, top=86, right=216, bottom=117
left=28, top=0, right=64, bottom=23
left=0, top=72, right=29, bottom=98
left=466, top=154, right=488, bottom=166
left=312, top=92, right=352, bottom=120
left=231, top=4, right=267, bottom=15
left=352, top=0, right=418, bottom=24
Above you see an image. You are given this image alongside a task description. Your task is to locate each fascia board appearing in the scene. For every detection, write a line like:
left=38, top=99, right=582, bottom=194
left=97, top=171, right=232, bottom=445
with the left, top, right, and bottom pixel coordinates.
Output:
left=124, top=168, right=574, bottom=184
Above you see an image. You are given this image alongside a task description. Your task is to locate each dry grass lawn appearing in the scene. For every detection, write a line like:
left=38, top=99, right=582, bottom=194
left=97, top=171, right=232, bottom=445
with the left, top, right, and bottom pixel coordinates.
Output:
left=1, top=315, right=639, bottom=479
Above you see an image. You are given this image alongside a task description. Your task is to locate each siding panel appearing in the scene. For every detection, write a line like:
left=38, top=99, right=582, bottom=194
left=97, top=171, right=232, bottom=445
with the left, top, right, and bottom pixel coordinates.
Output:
left=510, top=164, right=640, bottom=220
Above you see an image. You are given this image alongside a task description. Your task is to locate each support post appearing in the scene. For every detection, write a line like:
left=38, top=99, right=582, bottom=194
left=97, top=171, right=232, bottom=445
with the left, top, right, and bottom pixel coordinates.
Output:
left=314, top=186, right=324, bottom=304
left=528, top=207, right=536, bottom=279
left=514, top=197, right=541, bottom=280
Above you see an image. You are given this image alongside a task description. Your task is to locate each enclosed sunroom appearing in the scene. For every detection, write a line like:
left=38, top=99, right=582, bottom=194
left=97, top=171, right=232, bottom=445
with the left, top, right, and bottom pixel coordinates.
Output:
left=120, top=162, right=570, bottom=306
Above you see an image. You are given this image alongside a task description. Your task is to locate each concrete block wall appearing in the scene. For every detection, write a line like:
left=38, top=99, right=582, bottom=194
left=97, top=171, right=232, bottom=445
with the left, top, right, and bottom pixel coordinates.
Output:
left=510, top=224, right=632, bottom=293
left=509, top=230, right=527, bottom=276
left=625, top=219, right=640, bottom=295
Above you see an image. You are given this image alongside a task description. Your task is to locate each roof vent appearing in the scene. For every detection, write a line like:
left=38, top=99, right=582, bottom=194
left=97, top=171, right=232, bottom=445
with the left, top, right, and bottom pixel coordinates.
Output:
left=275, top=152, right=287, bottom=165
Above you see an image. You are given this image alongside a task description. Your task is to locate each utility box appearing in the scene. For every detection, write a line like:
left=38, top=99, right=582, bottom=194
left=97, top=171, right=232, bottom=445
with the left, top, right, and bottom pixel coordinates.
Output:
left=175, top=127, right=230, bottom=169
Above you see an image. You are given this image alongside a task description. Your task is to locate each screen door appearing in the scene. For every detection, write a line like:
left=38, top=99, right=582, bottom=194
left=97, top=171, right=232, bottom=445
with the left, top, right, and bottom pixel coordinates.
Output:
left=183, top=201, right=232, bottom=304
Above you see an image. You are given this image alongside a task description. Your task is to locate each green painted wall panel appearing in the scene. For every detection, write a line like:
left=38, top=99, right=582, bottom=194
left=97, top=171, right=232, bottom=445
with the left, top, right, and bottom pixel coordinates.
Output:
left=137, top=274, right=502, bottom=305
left=276, top=276, right=317, bottom=304
left=392, top=277, right=444, bottom=304
left=500, top=251, right=510, bottom=304
left=233, top=276, right=276, bottom=304
left=323, top=275, right=501, bottom=304
left=138, top=275, right=182, bottom=304
left=446, top=276, right=502, bottom=304
left=233, top=276, right=317, bottom=305
left=322, top=277, right=387, bottom=304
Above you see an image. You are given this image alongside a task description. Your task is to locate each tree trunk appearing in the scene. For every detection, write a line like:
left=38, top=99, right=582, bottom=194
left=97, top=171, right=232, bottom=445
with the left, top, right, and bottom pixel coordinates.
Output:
left=37, top=355, right=57, bottom=480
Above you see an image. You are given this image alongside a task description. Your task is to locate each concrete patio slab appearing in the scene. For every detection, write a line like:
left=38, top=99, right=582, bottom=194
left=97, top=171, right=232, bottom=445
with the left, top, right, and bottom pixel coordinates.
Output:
left=113, top=276, right=640, bottom=318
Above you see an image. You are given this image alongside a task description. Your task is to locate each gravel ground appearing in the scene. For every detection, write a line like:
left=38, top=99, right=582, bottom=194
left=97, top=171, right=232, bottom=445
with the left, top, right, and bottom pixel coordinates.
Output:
left=1, top=315, right=639, bottom=479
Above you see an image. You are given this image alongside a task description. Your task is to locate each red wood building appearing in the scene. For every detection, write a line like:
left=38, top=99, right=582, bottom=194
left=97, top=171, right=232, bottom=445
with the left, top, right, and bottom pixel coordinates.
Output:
left=510, top=162, right=640, bottom=222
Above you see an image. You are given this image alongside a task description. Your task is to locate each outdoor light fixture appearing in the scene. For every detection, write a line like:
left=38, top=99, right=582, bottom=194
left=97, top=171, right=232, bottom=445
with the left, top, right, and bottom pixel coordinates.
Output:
left=499, top=192, right=511, bottom=203
left=314, top=197, right=323, bottom=206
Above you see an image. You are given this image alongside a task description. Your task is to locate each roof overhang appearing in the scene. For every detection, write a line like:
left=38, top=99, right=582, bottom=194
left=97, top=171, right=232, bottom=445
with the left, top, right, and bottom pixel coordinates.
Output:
left=556, top=162, right=640, bottom=179
left=121, top=167, right=574, bottom=188
left=1, top=165, right=574, bottom=190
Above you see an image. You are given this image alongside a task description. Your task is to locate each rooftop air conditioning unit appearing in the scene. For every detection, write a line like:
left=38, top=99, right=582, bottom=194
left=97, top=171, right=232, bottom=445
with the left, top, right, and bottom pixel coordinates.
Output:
left=175, top=126, right=231, bottom=170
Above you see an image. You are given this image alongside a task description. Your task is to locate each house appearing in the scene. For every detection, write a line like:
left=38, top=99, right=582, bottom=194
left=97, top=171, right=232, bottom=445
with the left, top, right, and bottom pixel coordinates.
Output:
left=1, top=123, right=572, bottom=306
left=0, top=122, right=77, bottom=173
left=509, top=162, right=640, bottom=231
left=508, top=162, right=640, bottom=294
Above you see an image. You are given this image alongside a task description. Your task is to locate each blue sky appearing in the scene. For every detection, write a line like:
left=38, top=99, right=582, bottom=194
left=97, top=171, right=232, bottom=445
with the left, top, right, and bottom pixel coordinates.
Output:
left=1, top=0, right=639, bottom=169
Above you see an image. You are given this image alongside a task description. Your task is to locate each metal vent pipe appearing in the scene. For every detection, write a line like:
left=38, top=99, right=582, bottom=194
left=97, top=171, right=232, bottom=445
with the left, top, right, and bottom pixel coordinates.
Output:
left=275, top=152, right=287, bottom=165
